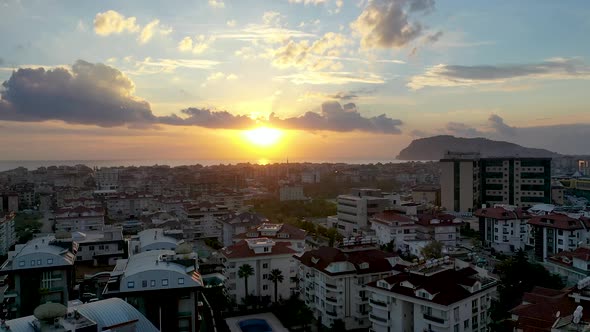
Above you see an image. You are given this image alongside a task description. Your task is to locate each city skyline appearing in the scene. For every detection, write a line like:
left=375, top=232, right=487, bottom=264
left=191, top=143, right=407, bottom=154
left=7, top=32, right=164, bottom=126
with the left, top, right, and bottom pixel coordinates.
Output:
left=1, top=0, right=589, bottom=161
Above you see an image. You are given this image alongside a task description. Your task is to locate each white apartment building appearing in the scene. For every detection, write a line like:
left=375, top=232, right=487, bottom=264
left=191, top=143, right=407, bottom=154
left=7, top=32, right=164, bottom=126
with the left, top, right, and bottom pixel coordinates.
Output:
left=295, top=244, right=404, bottom=330
left=579, top=160, right=590, bottom=176
left=54, top=206, right=105, bottom=232
left=220, top=238, right=297, bottom=303
left=106, top=193, right=155, bottom=220
left=95, top=167, right=120, bottom=190
left=370, top=211, right=417, bottom=250
left=130, top=228, right=183, bottom=254
left=474, top=205, right=531, bottom=253
left=184, top=202, right=229, bottom=241
left=219, top=212, right=269, bottom=247
left=301, top=170, right=321, bottom=184
left=415, top=213, right=462, bottom=247
left=232, top=223, right=307, bottom=253
left=103, top=247, right=202, bottom=332
left=0, top=212, right=16, bottom=256
left=367, top=259, right=498, bottom=332
left=279, top=184, right=307, bottom=201
left=330, top=188, right=390, bottom=236
left=528, top=213, right=590, bottom=261
left=72, top=227, right=126, bottom=266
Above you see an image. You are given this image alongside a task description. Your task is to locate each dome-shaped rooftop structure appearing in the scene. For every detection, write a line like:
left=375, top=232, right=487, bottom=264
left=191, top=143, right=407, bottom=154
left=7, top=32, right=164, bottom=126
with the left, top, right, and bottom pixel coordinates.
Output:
left=33, top=302, right=67, bottom=321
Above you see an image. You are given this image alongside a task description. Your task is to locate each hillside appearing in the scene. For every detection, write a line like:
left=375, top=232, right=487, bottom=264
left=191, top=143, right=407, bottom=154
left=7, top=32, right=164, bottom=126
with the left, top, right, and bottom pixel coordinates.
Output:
left=397, top=135, right=560, bottom=160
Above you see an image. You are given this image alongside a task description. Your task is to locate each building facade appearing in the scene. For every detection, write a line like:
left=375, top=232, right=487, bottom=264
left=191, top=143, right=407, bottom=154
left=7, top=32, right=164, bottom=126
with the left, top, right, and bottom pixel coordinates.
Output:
left=528, top=213, right=590, bottom=261
left=232, top=223, right=307, bottom=253
left=367, top=259, right=498, bottom=332
left=331, top=189, right=390, bottom=235
left=474, top=205, right=531, bottom=253
left=54, top=206, right=105, bottom=232
left=219, top=212, right=269, bottom=247
left=440, top=153, right=481, bottom=213
left=0, top=212, right=16, bottom=256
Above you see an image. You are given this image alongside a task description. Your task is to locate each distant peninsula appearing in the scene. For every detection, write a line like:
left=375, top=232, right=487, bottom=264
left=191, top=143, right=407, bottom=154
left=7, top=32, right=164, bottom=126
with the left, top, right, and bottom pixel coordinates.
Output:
left=397, top=135, right=561, bottom=160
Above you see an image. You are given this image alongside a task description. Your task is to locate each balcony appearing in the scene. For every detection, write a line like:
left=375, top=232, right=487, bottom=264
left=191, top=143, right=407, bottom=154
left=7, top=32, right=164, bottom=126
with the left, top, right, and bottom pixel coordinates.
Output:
left=369, top=314, right=388, bottom=324
left=326, top=297, right=338, bottom=304
left=369, top=298, right=387, bottom=307
left=326, top=310, right=338, bottom=317
left=325, top=283, right=338, bottom=290
left=423, top=313, right=445, bottom=324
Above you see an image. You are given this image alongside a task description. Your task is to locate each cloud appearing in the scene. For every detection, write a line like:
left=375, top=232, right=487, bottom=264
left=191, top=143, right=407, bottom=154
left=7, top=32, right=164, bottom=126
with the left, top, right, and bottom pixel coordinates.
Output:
left=276, top=71, right=385, bottom=85
left=425, top=31, right=443, bottom=44
left=269, top=32, right=351, bottom=71
left=178, top=35, right=215, bottom=54
left=300, top=88, right=378, bottom=101
left=0, top=60, right=155, bottom=127
left=124, top=58, right=220, bottom=75
left=408, top=57, right=590, bottom=89
left=159, top=108, right=255, bottom=128
left=94, top=10, right=140, bottom=36
left=288, top=0, right=328, bottom=5
left=445, top=122, right=484, bottom=137
left=269, top=101, right=402, bottom=134
left=138, top=19, right=172, bottom=44
left=351, top=0, right=435, bottom=49
left=208, top=0, right=225, bottom=8
left=488, top=114, right=515, bottom=136
left=226, top=20, right=237, bottom=27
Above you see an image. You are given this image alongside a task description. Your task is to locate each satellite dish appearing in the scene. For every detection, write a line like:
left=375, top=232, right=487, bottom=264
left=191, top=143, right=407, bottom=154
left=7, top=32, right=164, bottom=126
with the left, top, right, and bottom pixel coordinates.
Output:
left=556, top=311, right=560, bottom=318
left=573, top=306, right=583, bottom=324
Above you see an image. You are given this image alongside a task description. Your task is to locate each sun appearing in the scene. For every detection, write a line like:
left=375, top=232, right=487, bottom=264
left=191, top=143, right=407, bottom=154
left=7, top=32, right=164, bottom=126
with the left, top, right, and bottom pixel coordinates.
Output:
left=243, top=127, right=283, bottom=147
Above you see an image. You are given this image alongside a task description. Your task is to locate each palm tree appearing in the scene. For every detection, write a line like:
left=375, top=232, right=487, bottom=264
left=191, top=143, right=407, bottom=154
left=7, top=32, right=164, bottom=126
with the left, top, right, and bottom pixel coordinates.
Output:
left=238, top=264, right=254, bottom=299
left=268, top=269, right=284, bottom=303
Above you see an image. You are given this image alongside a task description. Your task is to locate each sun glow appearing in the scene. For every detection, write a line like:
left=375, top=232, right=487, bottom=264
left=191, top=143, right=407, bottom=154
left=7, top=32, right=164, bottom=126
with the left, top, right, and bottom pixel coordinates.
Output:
left=243, top=127, right=283, bottom=147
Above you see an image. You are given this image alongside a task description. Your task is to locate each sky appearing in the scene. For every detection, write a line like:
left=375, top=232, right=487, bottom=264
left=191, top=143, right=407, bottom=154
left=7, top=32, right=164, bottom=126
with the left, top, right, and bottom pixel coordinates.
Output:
left=0, top=0, right=589, bottom=162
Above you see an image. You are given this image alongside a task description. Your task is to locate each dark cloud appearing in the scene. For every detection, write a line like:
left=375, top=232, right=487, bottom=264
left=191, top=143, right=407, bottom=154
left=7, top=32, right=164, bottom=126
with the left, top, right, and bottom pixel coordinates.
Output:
left=0, top=61, right=402, bottom=134
left=159, top=108, right=256, bottom=129
left=445, top=122, right=484, bottom=137
left=0, top=60, right=156, bottom=127
left=488, top=114, right=515, bottom=136
left=425, top=31, right=443, bottom=44
left=327, top=88, right=377, bottom=101
left=352, top=0, right=436, bottom=49
left=269, top=101, right=403, bottom=134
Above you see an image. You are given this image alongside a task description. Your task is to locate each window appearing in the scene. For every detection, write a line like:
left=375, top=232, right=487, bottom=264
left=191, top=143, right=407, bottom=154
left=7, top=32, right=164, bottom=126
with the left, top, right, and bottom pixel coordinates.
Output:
left=30, top=260, right=35, bottom=266
left=263, top=285, right=268, bottom=290
left=162, top=279, right=169, bottom=286
left=454, top=324, right=459, bottom=332
left=127, top=281, right=135, bottom=288
left=263, top=274, right=268, bottom=280
left=98, top=245, right=105, bottom=250
left=18, top=261, right=25, bottom=267
left=263, top=263, right=269, bottom=269
left=263, top=247, right=269, bottom=252
left=464, top=319, right=469, bottom=328
left=47, top=258, right=53, bottom=264
left=37, top=259, right=41, bottom=265
left=150, top=280, right=156, bottom=287
left=89, top=246, right=95, bottom=250
left=454, top=307, right=459, bottom=321
left=178, top=278, right=185, bottom=285
left=142, top=280, right=148, bottom=287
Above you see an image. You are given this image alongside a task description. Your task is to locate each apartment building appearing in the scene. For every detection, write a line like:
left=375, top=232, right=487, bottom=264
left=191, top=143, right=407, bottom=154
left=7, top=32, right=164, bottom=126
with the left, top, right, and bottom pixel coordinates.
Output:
left=72, top=227, right=127, bottom=266
left=220, top=238, right=297, bottom=303
left=106, top=193, right=155, bottom=220
left=330, top=188, right=391, bottom=235
left=130, top=228, right=182, bottom=254
left=412, top=185, right=441, bottom=206
left=219, top=212, right=269, bottom=247
left=528, top=213, right=590, bottom=261
left=440, top=152, right=481, bottom=213
left=474, top=205, right=531, bottom=253
left=295, top=244, right=403, bottom=330
left=184, top=202, right=229, bottom=241
left=370, top=211, right=417, bottom=250
left=0, top=235, right=77, bottom=318
left=54, top=206, right=105, bottom=232
left=0, top=212, right=16, bottom=256
left=545, top=246, right=590, bottom=286
left=0, top=298, right=159, bottom=332
left=0, top=192, right=19, bottom=212
left=279, top=184, right=307, bottom=201
left=480, top=158, right=552, bottom=208
left=232, top=223, right=307, bottom=253
left=103, top=246, right=203, bottom=332
left=440, top=153, right=552, bottom=212
left=95, top=167, right=120, bottom=190
left=415, top=213, right=462, bottom=246
left=580, top=160, right=590, bottom=176
left=367, top=259, right=498, bottom=332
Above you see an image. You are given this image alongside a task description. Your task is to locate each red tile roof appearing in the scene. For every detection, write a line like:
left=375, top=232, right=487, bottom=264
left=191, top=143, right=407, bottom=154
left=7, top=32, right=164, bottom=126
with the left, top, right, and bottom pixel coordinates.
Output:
left=528, top=214, right=586, bottom=231
left=372, top=210, right=415, bottom=224
left=295, top=247, right=396, bottom=276
left=220, top=240, right=296, bottom=259
left=474, top=206, right=530, bottom=220
left=415, top=213, right=459, bottom=227
left=510, top=287, right=580, bottom=332
left=233, top=223, right=307, bottom=240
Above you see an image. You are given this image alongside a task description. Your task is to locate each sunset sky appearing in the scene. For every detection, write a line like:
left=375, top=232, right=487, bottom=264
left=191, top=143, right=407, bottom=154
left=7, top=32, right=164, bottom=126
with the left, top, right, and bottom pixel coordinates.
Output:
left=0, top=0, right=589, bottom=162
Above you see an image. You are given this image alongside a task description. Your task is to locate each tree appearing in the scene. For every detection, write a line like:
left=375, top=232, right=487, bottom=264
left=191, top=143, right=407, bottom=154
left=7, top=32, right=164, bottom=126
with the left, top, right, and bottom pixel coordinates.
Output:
left=238, top=264, right=254, bottom=298
left=421, top=240, right=443, bottom=259
left=296, top=305, right=313, bottom=330
left=268, top=269, right=284, bottom=303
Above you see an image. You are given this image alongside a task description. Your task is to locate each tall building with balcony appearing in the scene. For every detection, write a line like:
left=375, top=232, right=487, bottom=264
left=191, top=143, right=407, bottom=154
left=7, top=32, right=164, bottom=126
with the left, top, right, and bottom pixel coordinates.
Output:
left=370, top=211, right=417, bottom=250
left=440, top=152, right=481, bottom=213
left=220, top=238, right=297, bottom=303
left=54, top=206, right=105, bottom=232
left=474, top=205, right=531, bottom=253
left=71, top=227, right=127, bottom=266
left=295, top=244, right=403, bottom=330
left=330, top=189, right=390, bottom=235
left=528, top=213, right=590, bottom=261
left=219, top=212, right=269, bottom=247
left=366, top=259, right=498, bottom=332
left=0, top=235, right=77, bottom=318
left=0, top=212, right=16, bottom=256
left=102, top=245, right=203, bottom=332
left=184, top=201, right=229, bottom=241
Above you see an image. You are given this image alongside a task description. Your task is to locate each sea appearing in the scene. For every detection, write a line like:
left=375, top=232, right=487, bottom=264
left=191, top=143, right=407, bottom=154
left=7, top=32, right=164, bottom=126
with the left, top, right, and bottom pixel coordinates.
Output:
left=0, top=159, right=420, bottom=172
